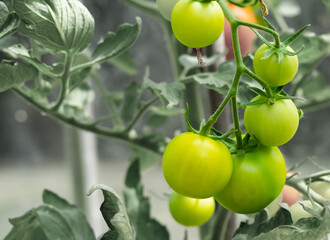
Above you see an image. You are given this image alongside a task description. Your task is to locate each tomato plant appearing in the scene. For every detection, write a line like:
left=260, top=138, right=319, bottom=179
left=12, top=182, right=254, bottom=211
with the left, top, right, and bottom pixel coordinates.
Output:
left=169, top=191, right=215, bottom=226
left=309, top=181, right=330, bottom=199
left=282, top=185, right=301, bottom=206
left=290, top=200, right=322, bottom=223
left=162, top=132, right=232, bottom=198
left=224, top=3, right=257, bottom=59
left=171, top=0, right=225, bottom=48
left=253, top=44, right=299, bottom=86
left=244, top=96, right=300, bottom=146
left=157, top=0, right=178, bottom=21
left=215, top=145, right=287, bottom=214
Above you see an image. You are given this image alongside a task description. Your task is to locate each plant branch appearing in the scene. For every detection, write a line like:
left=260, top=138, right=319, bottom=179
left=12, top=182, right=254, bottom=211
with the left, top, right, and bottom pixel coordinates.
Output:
left=125, top=96, right=159, bottom=132
left=52, top=52, right=74, bottom=111
left=13, top=87, right=162, bottom=155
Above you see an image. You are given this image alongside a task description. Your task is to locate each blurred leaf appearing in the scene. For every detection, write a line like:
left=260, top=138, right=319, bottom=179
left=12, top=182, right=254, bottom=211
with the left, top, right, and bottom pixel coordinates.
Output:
left=300, top=71, right=328, bottom=99
left=124, top=159, right=169, bottom=240
left=92, top=18, right=141, bottom=64
left=42, top=190, right=95, bottom=240
left=109, top=51, right=137, bottom=75
left=319, top=0, right=330, bottom=16
left=144, top=68, right=185, bottom=108
left=2, top=44, right=57, bottom=77
left=0, top=2, right=9, bottom=27
left=186, top=57, right=256, bottom=103
left=277, top=0, right=301, bottom=17
left=88, top=184, right=133, bottom=240
left=121, top=81, right=142, bottom=121
left=5, top=190, right=96, bottom=240
left=0, top=61, right=37, bottom=92
left=13, top=0, right=94, bottom=53
left=179, top=53, right=224, bottom=76
left=0, top=13, right=19, bottom=40
left=146, top=107, right=184, bottom=128
left=233, top=202, right=330, bottom=240
left=132, top=148, right=161, bottom=171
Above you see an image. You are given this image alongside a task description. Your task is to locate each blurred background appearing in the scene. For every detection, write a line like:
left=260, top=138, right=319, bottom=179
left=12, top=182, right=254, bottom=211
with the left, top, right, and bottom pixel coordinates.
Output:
left=0, top=0, right=329, bottom=239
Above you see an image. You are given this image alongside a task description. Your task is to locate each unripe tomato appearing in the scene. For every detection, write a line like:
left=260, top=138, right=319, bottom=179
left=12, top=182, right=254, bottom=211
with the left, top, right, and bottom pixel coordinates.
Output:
left=157, top=0, right=179, bottom=21
left=225, top=3, right=257, bottom=59
left=215, top=145, right=287, bottom=214
left=171, top=0, right=225, bottom=48
left=162, top=132, right=232, bottom=199
left=253, top=44, right=299, bottom=86
left=244, top=96, right=299, bottom=147
left=169, top=191, right=215, bottom=226
left=289, top=200, right=321, bottom=223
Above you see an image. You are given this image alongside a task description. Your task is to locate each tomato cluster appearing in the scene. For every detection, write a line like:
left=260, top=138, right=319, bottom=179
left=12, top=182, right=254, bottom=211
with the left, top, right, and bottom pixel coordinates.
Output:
left=157, top=0, right=303, bottom=227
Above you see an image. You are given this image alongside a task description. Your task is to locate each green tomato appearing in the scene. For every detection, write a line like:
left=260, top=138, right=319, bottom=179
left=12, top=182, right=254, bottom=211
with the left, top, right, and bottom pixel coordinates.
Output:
left=215, top=145, right=287, bottom=214
left=253, top=44, right=299, bottom=86
left=162, top=132, right=232, bottom=199
left=169, top=191, right=215, bottom=226
left=171, top=0, right=225, bottom=48
left=244, top=96, right=299, bottom=147
left=157, top=0, right=179, bottom=21
left=290, top=200, right=321, bottom=223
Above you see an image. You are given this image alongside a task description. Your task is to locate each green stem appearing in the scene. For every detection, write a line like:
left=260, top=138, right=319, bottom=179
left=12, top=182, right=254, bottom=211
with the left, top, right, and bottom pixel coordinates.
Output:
left=244, top=67, right=273, bottom=97
left=52, top=52, right=74, bottom=111
left=236, top=20, right=281, bottom=48
left=125, top=96, right=159, bottom=132
left=12, top=87, right=162, bottom=155
left=286, top=178, right=327, bottom=205
left=231, top=96, right=243, bottom=149
left=92, top=73, right=124, bottom=128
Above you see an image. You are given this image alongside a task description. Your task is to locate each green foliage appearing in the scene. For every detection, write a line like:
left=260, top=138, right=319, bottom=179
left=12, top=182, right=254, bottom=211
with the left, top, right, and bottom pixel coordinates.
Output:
left=233, top=202, right=330, bottom=240
left=123, top=159, right=169, bottom=240
left=13, top=0, right=94, bottom=53
left=0, top=61, right=37, bottom=92
left=4, top=190, right=96, bottom=240
left=88, top=185, right=134, bottom=240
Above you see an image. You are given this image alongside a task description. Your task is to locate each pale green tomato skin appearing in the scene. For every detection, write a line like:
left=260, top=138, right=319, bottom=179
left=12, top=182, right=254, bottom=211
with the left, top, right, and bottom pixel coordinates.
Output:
left=162, top=132, right=232, bottom=199
left=253, top=44, right=299, bottom=86
left=289, top=200, right=321, bottom=223
left=215, top=145, right=287, bottom=214
left=303, top=181, right=330, bottom=200
left=157, top=0, right=179, bottom=21
left=244, top=96, right=299, bottom=147
left=169, top=192, right=215, bottom=226
left=171, top=0, right=224, bottom=48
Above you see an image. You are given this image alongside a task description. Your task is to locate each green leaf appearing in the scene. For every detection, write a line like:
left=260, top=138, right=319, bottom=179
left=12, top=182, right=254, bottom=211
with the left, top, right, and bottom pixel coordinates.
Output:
left=109, top=51, right=137, bottom=75
left=144, top=68, right=185, bottom=108
left=0, top=13, right=19, bottom=40
left=233, top=202, right=330, bottom=240
left=0, top=2, right=9, bottom=27
left=121, top=81, right=142, bottom=122
left=0, top=61, right=37, bottom=92
left=4, top=209, right=48, bottom=240
left=13, top=0, right=94, bottom=53
left=42, top=190, right=96, bottom=240
left=92, top=18, right=142, bottom=64
left=187, top=58, right=256, bottom=103
left=124, top=159, right=170, bottom=240
left=88, top=184, right=134, bottom=240
left=2, top=44, right=57, bottom=77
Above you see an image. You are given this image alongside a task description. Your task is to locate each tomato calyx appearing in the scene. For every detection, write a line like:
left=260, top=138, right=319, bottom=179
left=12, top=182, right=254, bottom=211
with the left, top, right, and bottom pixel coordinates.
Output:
left=251, top=19, right=310, bottom=63
left=228, top=0, right=259, bottom=8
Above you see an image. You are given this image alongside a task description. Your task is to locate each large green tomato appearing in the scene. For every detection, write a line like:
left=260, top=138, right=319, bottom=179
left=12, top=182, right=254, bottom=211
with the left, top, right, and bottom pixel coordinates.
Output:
left=157, top=0, right=179, bottom=21
left=253, top=44, right=299, bottom=86
left=169, top=191, right=215, bottom=226
left=244, top=96, right=299, bottom=147
left=162, top=132, right=232, bottom=199
left=215, top=145, right=287, bottom=214
left=171, top=0, right=224, bottom=48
